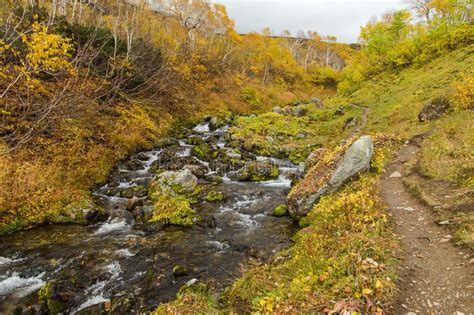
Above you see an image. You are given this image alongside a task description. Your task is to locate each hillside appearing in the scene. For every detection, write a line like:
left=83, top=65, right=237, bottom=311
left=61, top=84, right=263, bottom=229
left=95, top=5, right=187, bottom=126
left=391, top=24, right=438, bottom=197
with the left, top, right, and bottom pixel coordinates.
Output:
left=0, top=0, right=473, bottom=314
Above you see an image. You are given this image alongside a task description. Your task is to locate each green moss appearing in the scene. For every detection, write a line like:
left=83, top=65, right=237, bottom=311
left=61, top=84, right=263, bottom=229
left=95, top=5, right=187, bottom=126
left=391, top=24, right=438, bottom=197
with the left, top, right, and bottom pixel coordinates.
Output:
left=273, top=204, right=288, bottom=216
left=186, top=136, right=203, bottom=145
left=204, top=191, right=225, bottom=202
left=38, top=281, right=67, bottom=315
left=191, top=143, right=212, bottom=160
left=119, top=185, right=145, bottom=198
left=149, top=195, right=199, bottom=226
left=172, top=264, right=188, bottom=277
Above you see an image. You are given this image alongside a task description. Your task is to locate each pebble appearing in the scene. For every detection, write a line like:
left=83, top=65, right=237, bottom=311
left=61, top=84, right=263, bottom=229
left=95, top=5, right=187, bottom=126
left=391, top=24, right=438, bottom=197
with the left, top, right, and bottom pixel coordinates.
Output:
left=390, top=171, right=402, bottom=178
left=438, top=220, right=451, bottom=225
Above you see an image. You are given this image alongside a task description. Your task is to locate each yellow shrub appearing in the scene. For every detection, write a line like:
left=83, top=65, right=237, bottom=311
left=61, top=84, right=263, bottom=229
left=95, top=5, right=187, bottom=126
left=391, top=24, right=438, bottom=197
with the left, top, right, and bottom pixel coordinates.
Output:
left=451, top=73, right=474, bottom=111
left=22, top=22, right=73, bottom=74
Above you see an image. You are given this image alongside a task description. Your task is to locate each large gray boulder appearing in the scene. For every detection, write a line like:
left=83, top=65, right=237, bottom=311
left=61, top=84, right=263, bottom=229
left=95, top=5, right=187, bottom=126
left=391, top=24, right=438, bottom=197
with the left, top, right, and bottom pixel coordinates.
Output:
left=327, top=135, right=373, bottom=187
left=288, top=136, right=374, bottom=218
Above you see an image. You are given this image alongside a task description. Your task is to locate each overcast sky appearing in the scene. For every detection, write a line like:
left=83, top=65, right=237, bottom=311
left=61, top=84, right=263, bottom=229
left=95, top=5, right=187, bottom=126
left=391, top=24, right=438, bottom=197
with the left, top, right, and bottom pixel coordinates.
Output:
left=215, top=0, right=408, bottom=43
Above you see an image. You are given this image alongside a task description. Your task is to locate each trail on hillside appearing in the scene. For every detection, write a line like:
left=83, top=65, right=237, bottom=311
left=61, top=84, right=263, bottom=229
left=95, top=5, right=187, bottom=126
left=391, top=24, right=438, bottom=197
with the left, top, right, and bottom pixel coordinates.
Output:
left=348, top=103, right=369, bottom=138
left=380, top=141, right=474, bottom=314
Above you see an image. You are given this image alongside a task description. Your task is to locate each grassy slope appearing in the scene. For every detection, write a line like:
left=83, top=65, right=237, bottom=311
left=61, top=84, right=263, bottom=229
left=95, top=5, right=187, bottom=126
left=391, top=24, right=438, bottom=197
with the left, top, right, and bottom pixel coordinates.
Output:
left=156, top=45, right=473, bottom=312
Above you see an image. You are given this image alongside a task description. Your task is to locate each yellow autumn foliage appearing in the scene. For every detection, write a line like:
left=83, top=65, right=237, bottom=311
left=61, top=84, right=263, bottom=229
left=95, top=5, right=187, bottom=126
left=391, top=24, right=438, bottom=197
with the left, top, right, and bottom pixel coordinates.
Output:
left=22, top=22, right=73, bottom=75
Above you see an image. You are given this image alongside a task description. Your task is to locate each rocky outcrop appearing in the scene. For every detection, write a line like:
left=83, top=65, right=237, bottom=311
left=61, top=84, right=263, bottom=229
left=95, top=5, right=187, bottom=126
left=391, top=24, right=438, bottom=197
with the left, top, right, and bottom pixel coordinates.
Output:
left=418, top=96, right=451, bottom=122
left=288, top=136, right=374, bottom=218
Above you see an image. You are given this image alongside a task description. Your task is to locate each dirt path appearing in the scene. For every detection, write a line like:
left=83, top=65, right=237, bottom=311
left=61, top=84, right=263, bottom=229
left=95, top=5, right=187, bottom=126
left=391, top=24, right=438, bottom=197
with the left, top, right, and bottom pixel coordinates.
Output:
left=380, top=141, right=474, bottom=314
left=348, top=103, right=369, bottom=138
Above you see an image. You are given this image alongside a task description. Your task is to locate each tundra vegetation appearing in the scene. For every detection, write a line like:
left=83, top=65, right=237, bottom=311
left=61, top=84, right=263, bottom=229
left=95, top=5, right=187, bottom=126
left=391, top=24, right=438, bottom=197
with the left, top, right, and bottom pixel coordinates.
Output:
left=0, top=0, right=472, bottom=313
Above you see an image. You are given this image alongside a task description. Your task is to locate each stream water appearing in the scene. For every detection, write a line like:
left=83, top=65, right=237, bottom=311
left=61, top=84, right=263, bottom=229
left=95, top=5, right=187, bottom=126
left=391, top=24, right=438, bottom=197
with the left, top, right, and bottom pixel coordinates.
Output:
left=0, top=121, right=299, bottom=313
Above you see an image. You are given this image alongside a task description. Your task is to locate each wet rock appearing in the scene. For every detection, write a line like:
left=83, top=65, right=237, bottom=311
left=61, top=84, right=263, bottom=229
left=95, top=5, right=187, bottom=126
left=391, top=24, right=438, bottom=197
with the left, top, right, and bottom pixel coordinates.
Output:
left=119, top=185, right=147, bottom=198
left=155, top=137, right=180, bottom=148
left=38, top=280, right=76, bottom=314
left=126, top=196, right=144, bottom=211
left=225, top=148, right=242, bottom=160
left=60, top=200, right=106, bottom=225
left=274, top=204, right=288, bottom=217
left=271, top=106, right=283, bottom=114
left=122, top=159, right=143, bottom=171
left=153, top=148, right=203, bottom=172
left=135, top=152, right=150, bottom=161
left=209, top=117, right=224, bottom=131
left=205, top=135, right=219, bottom=145
left=172, top=264, right=188, bottom=277
left=418, top=96, right=451, bottom=122
left=197, top=215, right=217, bottom=228
left=191, top=143, right=220, bottom=161
left=289, top=136, right=374, bottom=218
left=186, top=136, right=203, bottom=145
left=228, top=160, right=279, bottom=181
left=204, top=175, right=223, bottom=185
left=132, top=205, right=154, bottom=223
left=183, top=164, right=208, bottom=177
left=343, top=117, right=358, bottom=130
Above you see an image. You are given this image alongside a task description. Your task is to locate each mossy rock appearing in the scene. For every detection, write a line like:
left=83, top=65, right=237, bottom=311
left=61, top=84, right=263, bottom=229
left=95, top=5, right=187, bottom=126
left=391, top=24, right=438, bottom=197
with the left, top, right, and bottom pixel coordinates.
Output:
left=274, top=204, right=288, bottom=217
left=38, top=280, right=75, bottom=314
left=119, top=185, right=147, bottom=198
left=149, top=195, right=200, bottom=226
left=230, top=161, right=279, bottom=182
left=204, top=191, right=226, bottom=202
left=172, top=264, right=188, bottom=277
left=186, top=136, right=203, bottom=145
left=191, top=143, right=221, bottom=161
left=204, top=175, right=223, bottom=185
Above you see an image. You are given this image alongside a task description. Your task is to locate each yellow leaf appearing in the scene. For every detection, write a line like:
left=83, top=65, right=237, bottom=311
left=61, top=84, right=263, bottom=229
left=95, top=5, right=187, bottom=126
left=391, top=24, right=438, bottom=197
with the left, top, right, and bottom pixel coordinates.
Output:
left=362, top=288, right=373, bottom=295
left=375, top=279, right=383, bottom=289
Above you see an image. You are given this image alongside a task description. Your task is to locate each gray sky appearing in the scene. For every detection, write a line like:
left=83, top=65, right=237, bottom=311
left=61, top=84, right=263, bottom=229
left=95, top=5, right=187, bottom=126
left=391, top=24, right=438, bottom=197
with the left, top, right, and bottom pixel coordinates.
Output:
left=215, top=0, right=407, bottom=43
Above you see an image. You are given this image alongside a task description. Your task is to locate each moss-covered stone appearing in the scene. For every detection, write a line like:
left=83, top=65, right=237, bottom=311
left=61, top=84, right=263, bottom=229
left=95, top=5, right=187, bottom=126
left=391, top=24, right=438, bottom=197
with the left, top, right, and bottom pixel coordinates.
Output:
left=186, top=136, right=203, bottom=145
left=172, top=264, right=188, bottom=277
left=149, top=195, right=199, bottom=226
left=191, top=143, right=212, bottom=160
left=119, top=185, right=147, bottom=198
left=38, top=280, right=74, bottom=314
left=273, top=204, right=288, bottom=216
left=230, top=161, right=279, bottom=182
left=204, top=191, right=225, bottom=202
